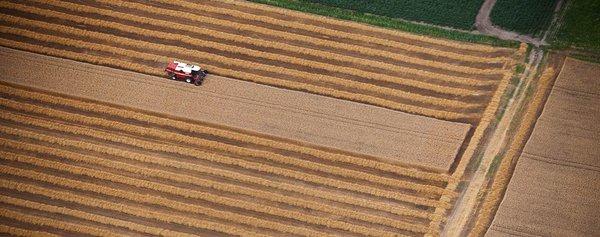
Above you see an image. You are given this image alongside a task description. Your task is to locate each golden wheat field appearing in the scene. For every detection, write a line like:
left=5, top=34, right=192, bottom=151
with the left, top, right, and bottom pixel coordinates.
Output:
left=0, top=0, right=517, bottom=123
left=0, top=0, right=524, bottom=236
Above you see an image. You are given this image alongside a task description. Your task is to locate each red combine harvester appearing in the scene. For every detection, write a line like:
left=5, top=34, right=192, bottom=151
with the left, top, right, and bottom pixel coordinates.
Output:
left=164, top=61, right=208, bottom=86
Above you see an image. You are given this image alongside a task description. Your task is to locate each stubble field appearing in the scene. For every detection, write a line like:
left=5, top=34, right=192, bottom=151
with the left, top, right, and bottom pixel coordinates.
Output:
left=0, top=0, right=523, bottom=236
left=0, top=0, right=516, bottom=123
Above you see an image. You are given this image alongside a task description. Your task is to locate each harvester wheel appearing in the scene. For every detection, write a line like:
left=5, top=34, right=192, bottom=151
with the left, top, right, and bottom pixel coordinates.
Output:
left=185, top=78, right=192, bottom=83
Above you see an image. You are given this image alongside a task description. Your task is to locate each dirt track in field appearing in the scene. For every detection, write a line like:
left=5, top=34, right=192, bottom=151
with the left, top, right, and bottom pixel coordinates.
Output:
left=0, top=46, right=470, bottom=171
left=0, top=0, right=516, bottom=123
left=0, top=49, right=466, bottom=236
left=487, top=58, right=600, bottom=236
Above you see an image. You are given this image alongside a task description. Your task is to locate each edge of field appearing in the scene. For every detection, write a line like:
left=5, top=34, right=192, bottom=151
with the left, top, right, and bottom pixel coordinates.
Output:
left=466, top=53, right=563, bottom=236
left=246, top=0, right=519, bottom=47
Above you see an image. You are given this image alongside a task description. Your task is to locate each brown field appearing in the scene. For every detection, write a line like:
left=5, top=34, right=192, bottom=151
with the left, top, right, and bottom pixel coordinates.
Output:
left=487, top=58, right=600, bottom=236
left=0, top=79, right=457, bottom=236
left=0, top=0, right=525, bottom=236
left=0, top=0, right=516, bottom=123
left=0, top=47, right=471, bottom=172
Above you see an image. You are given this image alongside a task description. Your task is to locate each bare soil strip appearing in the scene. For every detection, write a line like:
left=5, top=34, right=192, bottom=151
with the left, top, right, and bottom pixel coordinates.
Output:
left=0, top=53, right=467, bottom=236
left=0, top=0, right=516, bottom=122
left=0, top=46, right=469, bottom=171
left=488, top=58, right=600, bottom=236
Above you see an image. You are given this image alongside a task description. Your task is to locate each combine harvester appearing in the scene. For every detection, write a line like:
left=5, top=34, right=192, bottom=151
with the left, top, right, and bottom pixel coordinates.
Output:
left=165, top=61, right=208, bottom=86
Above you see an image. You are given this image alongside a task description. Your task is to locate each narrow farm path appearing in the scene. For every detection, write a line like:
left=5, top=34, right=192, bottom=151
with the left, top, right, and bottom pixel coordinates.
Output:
left=442, top=48, right=544, bottom=236
left=475, top=0, right=545, bottom=46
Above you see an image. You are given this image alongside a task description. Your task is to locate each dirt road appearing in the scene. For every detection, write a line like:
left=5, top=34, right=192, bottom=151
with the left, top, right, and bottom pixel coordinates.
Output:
left=0, top=47, right=469, bottom=171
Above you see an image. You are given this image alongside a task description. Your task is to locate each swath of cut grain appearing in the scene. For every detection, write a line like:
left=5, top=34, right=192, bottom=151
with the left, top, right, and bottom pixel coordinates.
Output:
left=0, top=83, right=450, bottom=183
left=0, top=0, right=516, bottom=121
left=0, top=9, right=479, bottom=109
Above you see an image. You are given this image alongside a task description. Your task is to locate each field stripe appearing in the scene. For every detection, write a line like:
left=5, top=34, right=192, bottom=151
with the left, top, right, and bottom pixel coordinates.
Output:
left=9, top=1, right=486, bottom=99
left=0, top=130, right=432, bottom=220
left=0, top=153, right=407, bottom=236
left=0, top=110, right=440, bottom=207
left=0, top=82, right=450, bottom=182
left=160, top=0, right=508, bottom=62
left=207, top=0, right=508, bottom=53
left=0, top=136, right=431, bottom=233
left=0, top=97, right=446, bottom=195
left=0, top=224, right=60, bottom=237
left=0, top=207, right=114, bottom=237
left=0, top=195, right=193, bottom=237
left=0, top=151, right=324, bottom=236
left=0, top=7, right=481, bottom=109
left=0, top=175, right=270, bottom=237
left=89, top=0, right=506, bottom=77
left=0, top=30, right=476, bottom=121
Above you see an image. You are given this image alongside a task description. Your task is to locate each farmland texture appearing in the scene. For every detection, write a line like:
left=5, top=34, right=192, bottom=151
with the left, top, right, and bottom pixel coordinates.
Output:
left=0, top=0, right=516, bottom=123
left=551, top=0, right=600, bottom=52
left=0, top=80, right=459, bottom=236
left=490, top=0, right=558, bottom=36
left=487, top=58, right=600, bottom=236
left=284, top=0, right=484, bottom=30
left=0, top=46, right=471, bottom=171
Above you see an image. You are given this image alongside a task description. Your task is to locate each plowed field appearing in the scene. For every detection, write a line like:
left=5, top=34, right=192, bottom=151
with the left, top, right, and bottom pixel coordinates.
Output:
left=0, top=81, right=455, bottom=236
left=0, top=0, right=516, bottom=123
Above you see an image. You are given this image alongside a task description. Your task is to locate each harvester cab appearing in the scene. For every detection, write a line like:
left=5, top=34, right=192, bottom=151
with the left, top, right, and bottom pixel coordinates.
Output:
left=165, top=61, right=208, bottom=86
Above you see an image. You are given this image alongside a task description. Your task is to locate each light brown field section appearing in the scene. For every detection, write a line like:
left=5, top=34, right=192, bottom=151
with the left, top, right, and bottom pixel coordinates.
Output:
left=0, top=0, right=516, bottom=122
left=0, top=46, right=469, bottom=171
left=487, top=58, right=600, bottom=237
left=0, top=53, right=468, bottom=236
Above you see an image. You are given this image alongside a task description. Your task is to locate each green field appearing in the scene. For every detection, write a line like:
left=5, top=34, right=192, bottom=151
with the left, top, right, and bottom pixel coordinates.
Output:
left=490, top=0, right=557, bottom=37
left=298, top=0, right=484, bottom=30
left=551, top=0, right=600, bottom=53
left=248, top=0, right=518, bottom=47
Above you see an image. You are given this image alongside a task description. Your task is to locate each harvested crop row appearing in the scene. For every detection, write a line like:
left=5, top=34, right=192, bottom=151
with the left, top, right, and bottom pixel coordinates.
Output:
left=0, top=195, right=193, bottom=237
left=0, top=97, right=445, bottom=195
left=0, top=8, right=479, bottom=107
left=0, top=153, right=405, bottom=237
left=0, top=110, right=440, bottom=207
left=0, top=131, right=432, bottom=220
left=0, top=151, right=325, bottom=236
left=159, top=0, right=506, bottom=63
left=0, top=224, right=59, bottom=237
left=0, top=137, right=430, bottom=233
left=0, top=177, right=268, bottom=237
left=0, top=83, right=449, bottom=182
left=0, top=206, right=114, bottom=237
left=3, top=4, right=481, bottom=99
left=0, top=37, right=473, bottom=121
left=90, top=0, right=505, bottom=77
left=208, top=0, right=505, bottom=53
